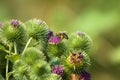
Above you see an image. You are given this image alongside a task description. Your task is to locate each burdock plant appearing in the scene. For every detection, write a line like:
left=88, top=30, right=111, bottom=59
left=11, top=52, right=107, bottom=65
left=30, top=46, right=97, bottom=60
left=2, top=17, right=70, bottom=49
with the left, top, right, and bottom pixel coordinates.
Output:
left=0, top=19, right=92, bottom=80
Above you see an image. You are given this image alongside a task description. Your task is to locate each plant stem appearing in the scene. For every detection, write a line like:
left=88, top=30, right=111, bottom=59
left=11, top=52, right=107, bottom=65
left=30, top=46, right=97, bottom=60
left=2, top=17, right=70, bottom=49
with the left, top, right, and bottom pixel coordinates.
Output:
left=6, top=44, right=12, bottom=80
left=14, top=42, right=17, bottom=54
left=6, top=59, right=9, bottom=80
left=22, top=37, right=32, bottom=55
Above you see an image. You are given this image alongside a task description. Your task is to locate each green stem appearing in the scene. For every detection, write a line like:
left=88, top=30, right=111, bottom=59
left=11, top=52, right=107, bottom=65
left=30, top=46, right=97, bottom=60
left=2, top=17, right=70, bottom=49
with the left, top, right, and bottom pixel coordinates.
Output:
left=22, top=37, right=32, bottom=55
left=14, top=42, right=17, bottom=54
left=6, top=44, right=12, bottom=80
left=6, top=59, right=9, bottom=80
left=7, top=71, right=14, bottom=79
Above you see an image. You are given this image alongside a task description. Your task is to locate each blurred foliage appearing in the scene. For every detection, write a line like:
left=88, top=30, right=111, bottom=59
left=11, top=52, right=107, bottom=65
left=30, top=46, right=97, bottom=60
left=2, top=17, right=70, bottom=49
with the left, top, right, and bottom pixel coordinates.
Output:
left=0, top=0, right=120, bottom=80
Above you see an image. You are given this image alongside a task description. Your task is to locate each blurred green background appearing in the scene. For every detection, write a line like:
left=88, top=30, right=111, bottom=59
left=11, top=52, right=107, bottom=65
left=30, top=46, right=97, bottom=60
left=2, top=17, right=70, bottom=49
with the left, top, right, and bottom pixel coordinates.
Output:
left=0, top=0, right=120, bottom=80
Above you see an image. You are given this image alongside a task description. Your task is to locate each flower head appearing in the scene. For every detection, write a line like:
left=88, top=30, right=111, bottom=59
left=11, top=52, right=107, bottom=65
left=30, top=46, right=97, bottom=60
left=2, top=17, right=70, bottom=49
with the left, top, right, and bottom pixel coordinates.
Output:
left=80, top=71, right=91, bottom=80
left=70, top=52, right=83, bottom=64
left=52, top=65, right=64, bottom=76
left=49, top=36, right=62, bottom=44
left=11, top=20, right=19, bottom=27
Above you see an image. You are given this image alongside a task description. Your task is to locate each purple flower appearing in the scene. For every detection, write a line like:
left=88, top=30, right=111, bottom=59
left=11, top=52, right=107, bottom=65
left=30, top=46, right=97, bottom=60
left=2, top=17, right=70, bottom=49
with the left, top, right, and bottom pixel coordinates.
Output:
left=11, top=20, right=19, bottom=27
left=49, top=36, right=62, bottom=44
left=52, top=65, right=64, bottom=76
left=80, top=71, right=91, bottom=80
left=47, top=30, right=54, bottom=39
left=70, top=53, right=83, bottom=64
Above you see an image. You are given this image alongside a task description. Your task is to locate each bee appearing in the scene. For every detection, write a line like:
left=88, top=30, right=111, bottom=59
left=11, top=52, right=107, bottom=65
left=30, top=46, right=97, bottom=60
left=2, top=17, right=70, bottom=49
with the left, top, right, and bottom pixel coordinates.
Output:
left=56, top=32, right=69, bottom=39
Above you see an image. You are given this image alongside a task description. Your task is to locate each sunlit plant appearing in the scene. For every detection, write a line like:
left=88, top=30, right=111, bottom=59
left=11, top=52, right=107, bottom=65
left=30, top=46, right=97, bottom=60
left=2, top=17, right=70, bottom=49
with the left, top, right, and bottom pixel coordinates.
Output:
left=0, top=19, right=92, bottom=80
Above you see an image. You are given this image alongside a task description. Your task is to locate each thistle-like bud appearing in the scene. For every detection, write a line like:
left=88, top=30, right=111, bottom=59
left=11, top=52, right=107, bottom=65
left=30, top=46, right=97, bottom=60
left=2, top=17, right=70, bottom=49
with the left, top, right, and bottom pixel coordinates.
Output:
left=65, top=52, right=90, bottom=71
left=52, top=65, right=64, bottom=76
left=13, top=60, right=28, bottom=79
left=69, top=31, right=92, bottom=53
left=25, top=19, right=49, bottom=40
left=29, top=60, right=51, bottom=79
left=69, top=53, right=83, bottom=64
left=66, top=52, right=84, bottom=69
left=21, top=47, right=45, bottom=65
left=0, top=20, right=27, bottom=44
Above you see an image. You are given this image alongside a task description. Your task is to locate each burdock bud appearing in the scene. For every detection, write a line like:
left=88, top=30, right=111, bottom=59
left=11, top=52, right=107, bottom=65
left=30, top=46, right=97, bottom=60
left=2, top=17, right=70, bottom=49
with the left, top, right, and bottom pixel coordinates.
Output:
left=69, top=31, right=92, bottom=53
left=25, top=19, right=49, bottom=40
left=65, top=52, right=91, bottom=71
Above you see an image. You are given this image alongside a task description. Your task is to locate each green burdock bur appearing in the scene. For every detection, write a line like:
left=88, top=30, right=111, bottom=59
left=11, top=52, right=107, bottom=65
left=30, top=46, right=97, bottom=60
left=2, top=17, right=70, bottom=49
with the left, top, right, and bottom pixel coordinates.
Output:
left=0, top=19, right=92, bottom=80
